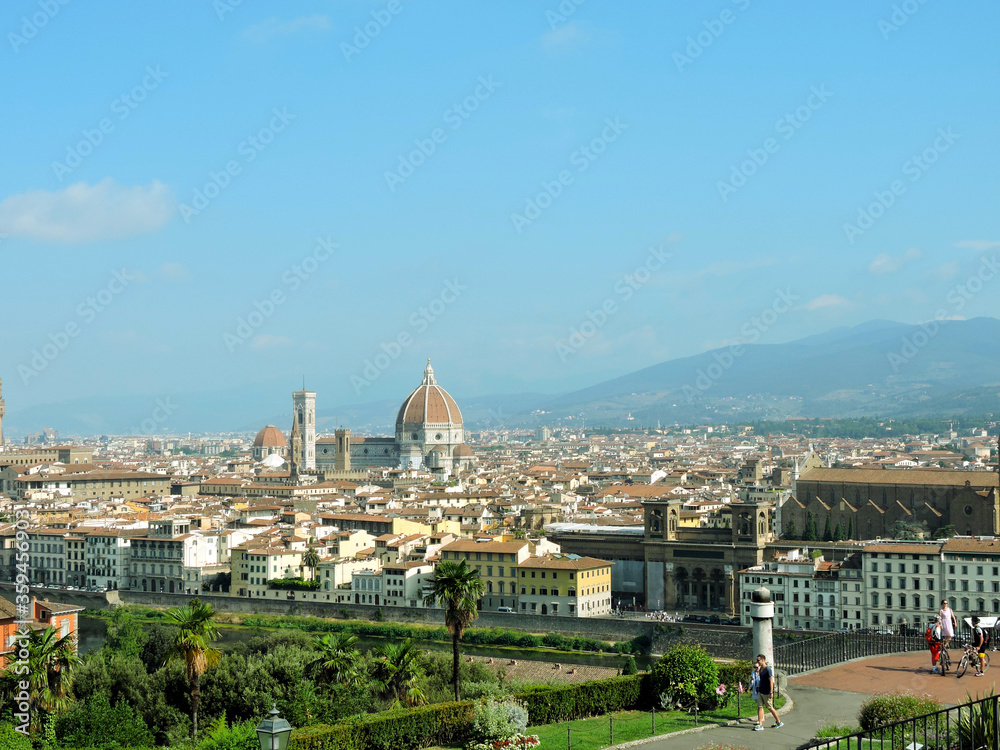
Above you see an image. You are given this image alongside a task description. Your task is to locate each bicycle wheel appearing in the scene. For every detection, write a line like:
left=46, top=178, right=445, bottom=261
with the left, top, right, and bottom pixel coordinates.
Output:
left=981, top=652, right=990, bottom=673
left=957, top=654, right=969, bottom=678
left=940, top=651, right=950, bottom=675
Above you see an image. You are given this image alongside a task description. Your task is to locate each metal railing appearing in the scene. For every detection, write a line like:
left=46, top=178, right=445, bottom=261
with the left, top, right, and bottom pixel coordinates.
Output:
left=806, top=693, right=1000, bottom=750
left=775, top=630, right=928, bottom=676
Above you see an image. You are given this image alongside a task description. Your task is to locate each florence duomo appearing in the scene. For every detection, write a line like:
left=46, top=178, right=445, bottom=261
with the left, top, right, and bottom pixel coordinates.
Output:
left=251, top=359, right=476, bottom=481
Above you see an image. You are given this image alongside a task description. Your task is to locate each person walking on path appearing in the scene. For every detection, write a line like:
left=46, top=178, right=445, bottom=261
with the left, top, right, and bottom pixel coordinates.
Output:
left=754, top=654, right=783, bottom=731
left=940, top=600, right=958, bottom=648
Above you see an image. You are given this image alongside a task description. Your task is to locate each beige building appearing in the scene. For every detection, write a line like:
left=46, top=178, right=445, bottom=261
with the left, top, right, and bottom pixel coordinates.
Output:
left=439, top=538, right=532, bottom=611
left=517, top=554, right=613, bottom=617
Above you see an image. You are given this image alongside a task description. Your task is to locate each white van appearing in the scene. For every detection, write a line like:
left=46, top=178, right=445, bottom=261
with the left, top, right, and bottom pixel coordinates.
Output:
left=496, top=606, right=514, bottom=613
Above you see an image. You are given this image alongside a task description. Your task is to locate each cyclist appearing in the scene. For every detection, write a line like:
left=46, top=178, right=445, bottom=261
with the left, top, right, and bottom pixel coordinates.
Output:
left=926, top=616, right=944, bottom=673
left=972, top=616, right=987, bottom=676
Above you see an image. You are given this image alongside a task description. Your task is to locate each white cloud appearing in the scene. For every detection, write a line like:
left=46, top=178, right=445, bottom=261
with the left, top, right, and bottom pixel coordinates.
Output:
left=540, top=22, right=591, bottom=53
left=0, top=179, right=174, bottom=243
left=954, top=240, right=1000, bottom=251
left=251, top=334, right=291, bottom=349
left=244, top=15, right=330, bottom=43
left=868, top=247, right=921, bottom=274
left=929, top=262, right=959, bottom=280
left=807, top=294, right=850, bottom=310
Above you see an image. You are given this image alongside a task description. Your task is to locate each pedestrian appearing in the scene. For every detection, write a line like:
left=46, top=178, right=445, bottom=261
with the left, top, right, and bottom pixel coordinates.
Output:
left=939, top=600, right=958, bottom=648
left=753, top=654, right=783, bottom=731
left=925, top=616, right=943, bottom=673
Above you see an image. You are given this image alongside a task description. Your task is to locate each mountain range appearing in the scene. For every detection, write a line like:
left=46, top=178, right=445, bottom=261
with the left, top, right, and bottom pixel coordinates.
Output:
left=5, top=318, right=999, bottom=437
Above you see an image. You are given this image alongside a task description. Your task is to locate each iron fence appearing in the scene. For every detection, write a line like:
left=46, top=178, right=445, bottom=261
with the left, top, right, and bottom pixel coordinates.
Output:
left=805, top=693, right=1000, bottom=750
left=775, top=630, right=928, bottom=676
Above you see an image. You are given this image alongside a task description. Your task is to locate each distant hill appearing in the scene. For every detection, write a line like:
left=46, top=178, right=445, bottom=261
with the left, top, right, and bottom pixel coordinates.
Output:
left=4, top=318, right=999, bottom=435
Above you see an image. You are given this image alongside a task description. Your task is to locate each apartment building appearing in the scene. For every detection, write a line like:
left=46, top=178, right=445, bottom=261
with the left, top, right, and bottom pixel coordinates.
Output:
left=83, top=530, right=134, bottom=590
left=439, top=538, right=532, bottom=611
left=231, top=544, right=303, bottom=598
left=864, top=541, right=942, bottom=629
left=380, top=560, right=434, bottom=608
left=517, top=553, right=613, bottom=617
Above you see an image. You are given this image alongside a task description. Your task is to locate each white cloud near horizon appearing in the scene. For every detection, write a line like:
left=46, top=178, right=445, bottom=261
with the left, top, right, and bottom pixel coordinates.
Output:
left=540, top=22, right=591, bottom=53
left=954, top=240, right=1000, bottom=251
left=0, top=179, right=174, bottom=243
left=868, top=247, right=921, bottom=274
left=807, top=294, right=850, bottom=310
left=244, top=15, right=330, bottom=43
left=251, top=334, right=291, bottom=349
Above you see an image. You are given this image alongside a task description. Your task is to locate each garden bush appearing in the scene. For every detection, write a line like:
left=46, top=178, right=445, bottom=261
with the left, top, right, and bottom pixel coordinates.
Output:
left=289, top=701, right=474, bottom=750
left=468, top=699, right=528, bottom=745
left=651, top=645, right=721, bottom=710
left=514, top=674, right=648, bottom=725
left=858, top=693, right=942, bottom=731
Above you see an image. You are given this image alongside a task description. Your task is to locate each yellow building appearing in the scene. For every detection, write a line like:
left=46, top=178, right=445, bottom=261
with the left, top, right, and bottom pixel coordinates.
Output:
left=439, top=539, right=531, bottom=611
left=517, top=554, right=613, bottom=617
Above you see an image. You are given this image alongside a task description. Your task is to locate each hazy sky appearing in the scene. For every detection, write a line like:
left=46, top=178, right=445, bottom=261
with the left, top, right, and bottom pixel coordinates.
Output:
left=1, top=0, right=998, bottom=413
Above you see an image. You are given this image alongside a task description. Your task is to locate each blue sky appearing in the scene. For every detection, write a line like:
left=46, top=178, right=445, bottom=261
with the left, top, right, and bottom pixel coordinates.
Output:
left=1, top=0, right=998, bottom=419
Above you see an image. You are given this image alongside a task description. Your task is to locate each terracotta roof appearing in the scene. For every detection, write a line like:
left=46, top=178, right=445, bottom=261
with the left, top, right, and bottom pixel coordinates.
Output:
left=253, top=426, right=287, bottom=449
left=520, top=554, right=612, bottom=570
left=395, top=361, right=462, bottom=425
left=442, top=539, right=529, bottom=553
left=864, top=543, right=941, bottom=555
left=799, top=467, right=999, bottom=488
left=942, top=537, right=1000, bottom=553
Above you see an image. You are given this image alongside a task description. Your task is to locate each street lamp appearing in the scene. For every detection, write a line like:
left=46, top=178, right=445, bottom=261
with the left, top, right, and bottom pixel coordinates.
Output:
left=256, top=705, right=292, bottom=750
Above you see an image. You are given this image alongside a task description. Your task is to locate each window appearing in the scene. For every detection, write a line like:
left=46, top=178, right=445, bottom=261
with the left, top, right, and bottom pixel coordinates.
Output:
left=872, top=593, right=879, bottom=607
left=871, top=577, right=879, bottom=588
left=872, top=563, right=879, bottom=572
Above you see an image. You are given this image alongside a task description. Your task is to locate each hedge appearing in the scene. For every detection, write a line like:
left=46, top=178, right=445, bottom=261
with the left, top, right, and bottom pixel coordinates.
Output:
left=514, top=674, right=650, bottom=725
left=290, top=701, right=473, bottom=750
left=716, top=661, right=753, bottom=693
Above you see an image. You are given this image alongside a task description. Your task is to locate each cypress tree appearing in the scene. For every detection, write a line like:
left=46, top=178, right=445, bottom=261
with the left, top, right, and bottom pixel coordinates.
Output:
left=847, top=516, right=854, bottom=540
left=833, top=522, right=844, bottom=542
left=804, top=511, right=818, bottom=541
left=784, top=517, right=797, bottom=540
left=823, top=516, right=833, bottom=542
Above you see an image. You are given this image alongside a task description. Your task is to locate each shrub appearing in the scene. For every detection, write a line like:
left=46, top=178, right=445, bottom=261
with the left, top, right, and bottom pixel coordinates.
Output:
left=468, top=699, right=528, bottom=745
left=957, top=689, right=997, bottom=749
left=289, top=701, right=473, bottom=750
left=0, top=724, right=31, bottom=750
left=197, top=717, right=260, bottom=750
left=621, top=656, right=638, bottom=676
left=715, top=661, right=752, bottom=706
left=651, top=645, right=720, bottom=711
left=858, top=693, right=942, bottom=731
left=514, top=674, right=648, bottom=725
left=54, top=693, right=155, bottom=749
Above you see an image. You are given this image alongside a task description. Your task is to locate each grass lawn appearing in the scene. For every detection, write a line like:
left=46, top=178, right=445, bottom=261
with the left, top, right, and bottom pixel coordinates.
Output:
left=528, top=694, right=787, bottom=750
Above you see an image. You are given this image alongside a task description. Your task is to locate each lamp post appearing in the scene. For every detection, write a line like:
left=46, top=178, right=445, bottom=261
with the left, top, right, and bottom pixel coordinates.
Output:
left=256, top=705, right=293, bottom=750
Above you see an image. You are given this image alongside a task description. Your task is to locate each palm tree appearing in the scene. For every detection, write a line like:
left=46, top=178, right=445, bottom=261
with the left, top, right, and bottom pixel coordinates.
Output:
left=25, top=626, right=80, bottom=733
left=423, top=559, right=484, bottom=700
left=311, top=632, right=362, bottom=686
left=164, top=598, right=221, bottom=739
left=302, top=546, right=321, bottom=581
left=372, top=638, right=425, bottom=707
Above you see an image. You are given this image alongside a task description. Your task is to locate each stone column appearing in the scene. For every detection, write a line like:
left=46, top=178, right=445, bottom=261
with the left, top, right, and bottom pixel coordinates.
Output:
left=663, top=563, right=675, bottom=609
left=750, top=586, right=775, bottom=668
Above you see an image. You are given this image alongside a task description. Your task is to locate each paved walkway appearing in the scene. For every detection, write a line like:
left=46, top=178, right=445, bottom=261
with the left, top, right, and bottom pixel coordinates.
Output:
left=629, top=650, right=999, bottom=750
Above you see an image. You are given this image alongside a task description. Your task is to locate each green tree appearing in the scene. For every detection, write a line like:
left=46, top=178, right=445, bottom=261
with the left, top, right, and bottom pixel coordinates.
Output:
left=822, top=516, right=833, bottom=542
left=833, top=522, right=845, bottom=542
left=302, top=544, right=321, bottom=582
left=938, top=524, right=957, bottom=538
left=164, top=598, right=221, bottom=738
left=372, top=639, right=425, bottom=707
left=55, top=692, right=155, bottom=749
left=847, top=516, right=854, bottom=540
left=106, top=608, right=148, bottom=660
left=25, top=626, right=81, bottom=733
left=783, top=517, right=797, bottom=540
left=423, top=559, right=485, bottom=701
left=803, top=511, right=818, bottom=541
left=311, top=632, right=362, bottom=686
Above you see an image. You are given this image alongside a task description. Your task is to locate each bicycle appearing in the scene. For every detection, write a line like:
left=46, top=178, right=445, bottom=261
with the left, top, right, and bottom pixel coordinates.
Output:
left=956, top=643, right=991, bottom=678
left=939, top=645, right=951, bottom=676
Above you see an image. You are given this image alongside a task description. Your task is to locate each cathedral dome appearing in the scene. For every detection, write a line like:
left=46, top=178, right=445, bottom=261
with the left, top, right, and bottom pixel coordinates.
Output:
left=396, top=360, right=463, bottom=426
left=454, top=443, right=475, bottom=457
left=253, top=425, right=287, bottom=448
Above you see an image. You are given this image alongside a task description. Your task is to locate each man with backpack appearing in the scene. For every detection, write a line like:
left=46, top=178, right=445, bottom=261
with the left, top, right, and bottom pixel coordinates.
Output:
left=753, top=654, right=783, bottom=731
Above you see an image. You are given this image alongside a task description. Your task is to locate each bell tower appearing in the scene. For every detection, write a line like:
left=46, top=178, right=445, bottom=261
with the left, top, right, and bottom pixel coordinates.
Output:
left=292, top=388, right=316, bottom=470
